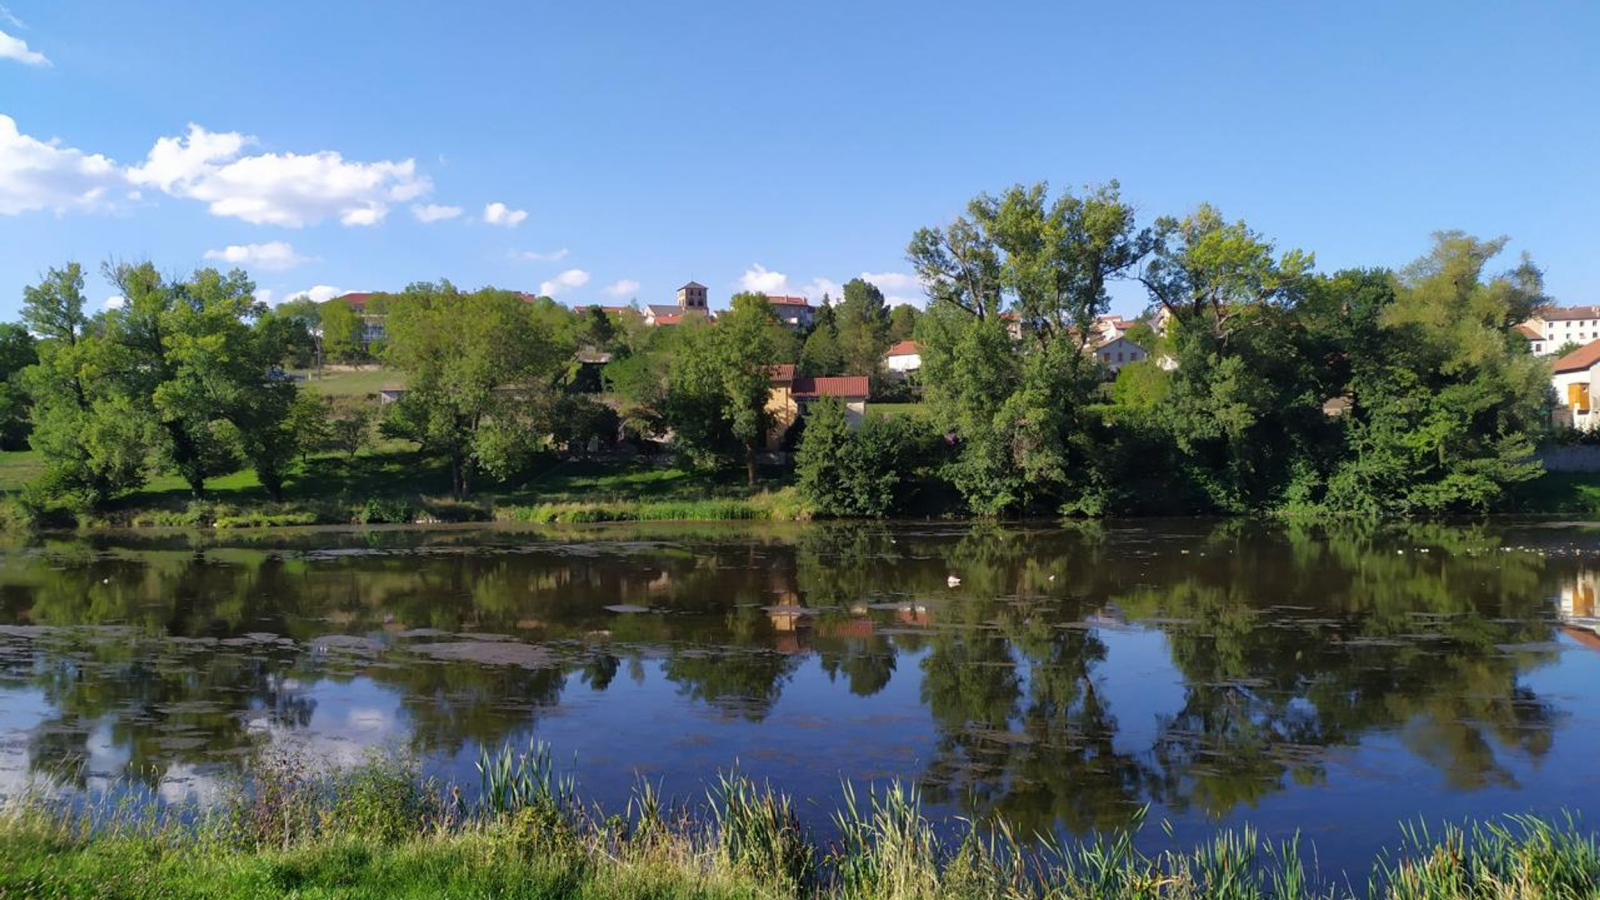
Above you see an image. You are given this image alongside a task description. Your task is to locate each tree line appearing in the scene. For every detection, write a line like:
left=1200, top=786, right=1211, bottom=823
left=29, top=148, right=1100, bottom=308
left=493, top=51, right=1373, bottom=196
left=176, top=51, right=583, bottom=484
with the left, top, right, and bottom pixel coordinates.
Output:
left=4, top=179, right=1559, bottom=519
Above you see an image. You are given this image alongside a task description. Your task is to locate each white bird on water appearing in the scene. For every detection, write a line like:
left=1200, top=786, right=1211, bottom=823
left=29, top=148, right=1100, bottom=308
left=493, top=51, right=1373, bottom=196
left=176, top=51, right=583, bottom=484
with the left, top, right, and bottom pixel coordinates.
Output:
left=947, top=574, right=961, bottom=588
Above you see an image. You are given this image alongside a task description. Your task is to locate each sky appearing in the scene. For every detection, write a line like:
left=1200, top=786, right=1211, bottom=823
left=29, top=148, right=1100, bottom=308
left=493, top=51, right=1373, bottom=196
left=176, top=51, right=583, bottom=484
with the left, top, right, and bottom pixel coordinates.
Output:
left=1, top=0, right=1597, bottom=319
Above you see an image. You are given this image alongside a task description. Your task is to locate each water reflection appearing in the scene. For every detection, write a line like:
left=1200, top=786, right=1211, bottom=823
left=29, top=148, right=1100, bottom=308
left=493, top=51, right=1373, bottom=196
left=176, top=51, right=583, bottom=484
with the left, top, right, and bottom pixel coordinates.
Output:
left=0, top=521, right=1596, bottom=853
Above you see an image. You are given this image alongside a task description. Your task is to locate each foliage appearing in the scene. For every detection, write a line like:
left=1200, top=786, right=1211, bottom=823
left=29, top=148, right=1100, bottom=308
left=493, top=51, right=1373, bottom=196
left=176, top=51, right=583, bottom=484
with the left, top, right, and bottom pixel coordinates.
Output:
left=834, top=277, right=892, bottom=375
left=888, top=303, right=921, bottom=343
left=664, top=294, right=778, bottom=483
left=382, top=281, right=572, bottom=495
left=799, top=301, right=846, bottom=376
left=0, top=323, right=37, bottom=450
left=795, top=398, right=935, bottom=517
left=319, top=296, right=363, bottom=361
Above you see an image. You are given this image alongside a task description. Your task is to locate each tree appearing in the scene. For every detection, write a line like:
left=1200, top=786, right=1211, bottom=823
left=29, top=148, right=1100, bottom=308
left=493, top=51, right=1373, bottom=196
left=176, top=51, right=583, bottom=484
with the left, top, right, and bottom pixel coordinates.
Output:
left=908, top=182, right=1150, bottom=514
left=0, top=324, right=37, bottom=450
left=795, top=399, right=932, bottom=516
left=835, top=278, right=891, bottom=374
left=888, top=304, right=921, bottom=343
left=320, top=298, right=362, bottom=362
left=1324, top=234, right=1549, bottom=513
left=798, top=302, right=845, bottom=376
left=382, top=283, right=569, bottom=495
left=21, top=263, right=152, bottom=508
left=664, top=293, right=778, bottom=484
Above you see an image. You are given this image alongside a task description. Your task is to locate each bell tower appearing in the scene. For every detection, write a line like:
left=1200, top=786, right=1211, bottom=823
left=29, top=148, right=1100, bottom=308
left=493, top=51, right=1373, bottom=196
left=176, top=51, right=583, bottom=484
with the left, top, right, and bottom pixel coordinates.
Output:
left=677, top=281, right=707, bottom=312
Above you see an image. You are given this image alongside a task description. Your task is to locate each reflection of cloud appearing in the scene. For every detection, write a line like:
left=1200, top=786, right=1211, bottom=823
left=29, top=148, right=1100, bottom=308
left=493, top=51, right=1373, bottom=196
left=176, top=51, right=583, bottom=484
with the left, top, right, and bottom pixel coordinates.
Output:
left=157, top=762, right=227, bottom=806
left=347, top=707, right=390, bottom=730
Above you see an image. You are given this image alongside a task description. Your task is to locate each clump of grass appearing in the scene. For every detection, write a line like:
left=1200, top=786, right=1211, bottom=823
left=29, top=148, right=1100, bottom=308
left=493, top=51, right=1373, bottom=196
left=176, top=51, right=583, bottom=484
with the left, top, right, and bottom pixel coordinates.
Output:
left=495, top=488, right=812, bottom=524
left=2, top=744, right=1597, bottom=900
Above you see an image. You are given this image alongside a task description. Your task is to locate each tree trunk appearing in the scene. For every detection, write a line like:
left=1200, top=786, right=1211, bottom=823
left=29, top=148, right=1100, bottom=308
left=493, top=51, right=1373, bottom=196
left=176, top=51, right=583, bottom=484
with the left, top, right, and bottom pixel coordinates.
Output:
left=746, top=445, right=756, bottom=487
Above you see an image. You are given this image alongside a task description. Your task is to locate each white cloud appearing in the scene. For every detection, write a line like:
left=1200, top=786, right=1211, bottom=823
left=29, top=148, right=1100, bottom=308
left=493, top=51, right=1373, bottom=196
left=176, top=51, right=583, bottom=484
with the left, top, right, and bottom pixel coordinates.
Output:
left=0, top=27, right=47, bottom=66
left=0, top=8, right=25, bottom=29
left=538, top=269, right=590, bottom=297
left=284, top=285, right=344, bottom=304
left=602, top=279, right=640, bottom=298
left=411, top=203, right=462, bottom=223
left=510, top=248, right=568, bottom=262
left=800, top=277, right=841, bottom=302
left=103, top=295, right=125, bottom=310
left=483, top=201, right=527, bottom=227
left=255, top=288, right=275, bottom=306
left=739, top=263, right=788, bottom=294
left=203, top=240, right=308, bottom=271
left=860, top=271, right=923, bottom=293
left=127, top=124, right=430, bottom=227
left=0, top=115, right=122, bottom=215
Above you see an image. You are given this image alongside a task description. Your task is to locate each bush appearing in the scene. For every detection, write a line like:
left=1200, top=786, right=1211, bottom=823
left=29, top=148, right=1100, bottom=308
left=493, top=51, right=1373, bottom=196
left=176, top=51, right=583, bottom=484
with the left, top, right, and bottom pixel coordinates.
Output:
left=796, top=398, right=935, bottom=518
left=356, top=497, right=413, bottom=524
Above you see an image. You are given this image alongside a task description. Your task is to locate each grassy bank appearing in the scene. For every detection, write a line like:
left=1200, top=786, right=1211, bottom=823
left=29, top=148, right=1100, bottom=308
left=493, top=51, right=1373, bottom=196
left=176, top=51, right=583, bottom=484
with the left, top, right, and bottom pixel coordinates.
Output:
left=1, top=749, right=1595, bottom=900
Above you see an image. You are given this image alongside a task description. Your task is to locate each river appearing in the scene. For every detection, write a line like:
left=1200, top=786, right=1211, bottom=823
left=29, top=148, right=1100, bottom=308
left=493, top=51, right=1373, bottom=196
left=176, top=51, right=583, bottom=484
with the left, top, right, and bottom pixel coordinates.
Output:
left=2, top=519, right=1598, bottom=873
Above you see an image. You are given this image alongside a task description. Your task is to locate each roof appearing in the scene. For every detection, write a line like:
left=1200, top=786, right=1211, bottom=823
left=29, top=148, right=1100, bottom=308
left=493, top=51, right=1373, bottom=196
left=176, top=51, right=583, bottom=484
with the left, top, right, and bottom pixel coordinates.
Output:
left=767, top=295, right=812, bottom=307
left=886, top=340, right=921, bottom=357
left=333, top=292, right=377, bottom=307
left=1537, top=305, right=1600, bottom=322
left=767, top=364, right=796, bottom=383
left=1554, top=339, right=1600, bottom=374
left=680, top=281, right=706, bottom=290
left=645, top=304, right=680, bottom=318
left=1095, top=335, right=1147, bottom=352
left=1514, top=324, right=1543, bottom=340
left=792, top=375, right=869, bottom=399
left=653, top=313, right=684, bottom=326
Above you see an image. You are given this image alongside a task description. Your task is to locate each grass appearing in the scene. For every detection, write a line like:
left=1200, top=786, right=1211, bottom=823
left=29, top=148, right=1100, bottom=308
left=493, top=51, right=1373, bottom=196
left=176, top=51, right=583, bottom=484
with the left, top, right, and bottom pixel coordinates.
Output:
left=871, top=402, right=932, bottom=420
left=0, top=748, right=1595, bottom=900
left=292, top=366, right=404, bottom=398
left=1508, top=470, right=1600, bottom=515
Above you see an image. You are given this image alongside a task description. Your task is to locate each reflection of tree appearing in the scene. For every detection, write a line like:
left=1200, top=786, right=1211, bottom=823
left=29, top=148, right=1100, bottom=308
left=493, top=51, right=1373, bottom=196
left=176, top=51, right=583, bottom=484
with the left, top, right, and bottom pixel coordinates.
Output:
left=0, top=519, right=1573, bottom=836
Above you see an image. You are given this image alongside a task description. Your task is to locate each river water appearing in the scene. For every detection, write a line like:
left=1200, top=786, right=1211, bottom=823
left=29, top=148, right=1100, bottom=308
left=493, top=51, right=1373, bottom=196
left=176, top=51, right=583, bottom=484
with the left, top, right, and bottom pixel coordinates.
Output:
left=2, top=520, right=1598, bottom=872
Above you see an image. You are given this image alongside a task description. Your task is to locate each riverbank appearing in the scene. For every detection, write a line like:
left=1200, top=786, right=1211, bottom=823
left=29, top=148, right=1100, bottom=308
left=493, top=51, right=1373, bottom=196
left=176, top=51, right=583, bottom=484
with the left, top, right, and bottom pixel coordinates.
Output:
left=5, top=445, right=1600, bottom=533
left=1, top=751, right=1595, bottom=900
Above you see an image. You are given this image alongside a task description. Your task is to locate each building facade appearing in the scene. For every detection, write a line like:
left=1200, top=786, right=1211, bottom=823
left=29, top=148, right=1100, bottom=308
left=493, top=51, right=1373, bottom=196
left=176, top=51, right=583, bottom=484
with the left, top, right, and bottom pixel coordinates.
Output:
left=1520, top=305, right=1600, bottom=356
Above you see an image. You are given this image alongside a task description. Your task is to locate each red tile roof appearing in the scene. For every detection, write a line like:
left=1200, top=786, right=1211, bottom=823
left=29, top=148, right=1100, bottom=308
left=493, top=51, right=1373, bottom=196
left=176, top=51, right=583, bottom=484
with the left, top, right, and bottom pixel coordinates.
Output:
left=767, top=295, right=812, bottom=307
left=334, top=292, right=377, bottom=308
left=654, top=313, right=684, bottom=326
left=1514, top=324, right=1543, bottom=340
left=1554, top=339, right=1600, bottom=374
left=768, top=364, right=796, bottom=383
left=792, top=376, right=869, bottom=399
left=1539, top=305, right=1600, bottom=322
left=886, top=340, right=921, bottom=356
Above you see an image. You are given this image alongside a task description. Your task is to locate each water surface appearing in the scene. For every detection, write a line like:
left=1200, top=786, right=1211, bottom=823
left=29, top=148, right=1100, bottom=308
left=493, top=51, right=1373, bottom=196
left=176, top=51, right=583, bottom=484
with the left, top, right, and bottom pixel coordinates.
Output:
left=2, top=520, right=1599, bottom=872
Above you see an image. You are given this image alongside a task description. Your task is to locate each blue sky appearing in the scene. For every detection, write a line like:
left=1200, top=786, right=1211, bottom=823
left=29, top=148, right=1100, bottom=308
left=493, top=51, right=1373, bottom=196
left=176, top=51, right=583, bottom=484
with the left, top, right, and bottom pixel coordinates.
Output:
left=1, top=0, right=1596, bottom=319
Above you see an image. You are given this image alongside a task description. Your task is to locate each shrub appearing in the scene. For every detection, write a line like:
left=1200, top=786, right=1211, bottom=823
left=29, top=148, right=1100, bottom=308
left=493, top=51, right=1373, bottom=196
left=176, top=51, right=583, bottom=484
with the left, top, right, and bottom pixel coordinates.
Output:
left=796, top=398, right=935, bottom=518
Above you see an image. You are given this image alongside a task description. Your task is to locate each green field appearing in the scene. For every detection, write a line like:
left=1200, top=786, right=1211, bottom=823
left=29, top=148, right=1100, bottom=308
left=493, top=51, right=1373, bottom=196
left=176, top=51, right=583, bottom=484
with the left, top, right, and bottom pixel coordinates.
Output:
left=293, top=367, right=404, bottom=397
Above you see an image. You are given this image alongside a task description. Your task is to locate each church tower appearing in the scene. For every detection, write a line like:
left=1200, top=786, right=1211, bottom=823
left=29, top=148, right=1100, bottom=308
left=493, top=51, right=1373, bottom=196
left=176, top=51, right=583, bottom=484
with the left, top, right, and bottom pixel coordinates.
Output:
left=676, top=281, right=708, bottom=312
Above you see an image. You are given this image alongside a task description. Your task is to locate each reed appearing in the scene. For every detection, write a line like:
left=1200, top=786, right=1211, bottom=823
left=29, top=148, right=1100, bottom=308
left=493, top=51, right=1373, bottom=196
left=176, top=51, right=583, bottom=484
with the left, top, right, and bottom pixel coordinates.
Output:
left=0, top=745, right=1595, bottom=899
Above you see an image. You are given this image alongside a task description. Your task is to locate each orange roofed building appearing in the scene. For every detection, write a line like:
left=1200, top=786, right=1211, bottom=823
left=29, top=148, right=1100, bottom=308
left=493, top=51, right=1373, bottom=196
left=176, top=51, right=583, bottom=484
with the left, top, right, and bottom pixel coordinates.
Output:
left=765, top=364, right=869, bottom=448
left=1552, top=340, right=1600, bottom=430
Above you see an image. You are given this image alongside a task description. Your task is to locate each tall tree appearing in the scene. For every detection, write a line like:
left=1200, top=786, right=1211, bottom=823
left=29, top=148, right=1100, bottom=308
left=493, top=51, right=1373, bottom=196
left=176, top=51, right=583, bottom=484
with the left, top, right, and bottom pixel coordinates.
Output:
left=664, top=293, right=778, bottom=484
left=888, top=304, right=921, bottom=343
left=382, top=283, right=569, bottom=496
left=908, top=182, right=1150, bottom=514
left=21, top=264, right=151, bottom=508
left=319, top=298, right=363, bottom=362
left=835, top=278, right=892, bottom=374
left=0, top=323, right=37, bottom=450
left=798, top=302, right=845, bottom=376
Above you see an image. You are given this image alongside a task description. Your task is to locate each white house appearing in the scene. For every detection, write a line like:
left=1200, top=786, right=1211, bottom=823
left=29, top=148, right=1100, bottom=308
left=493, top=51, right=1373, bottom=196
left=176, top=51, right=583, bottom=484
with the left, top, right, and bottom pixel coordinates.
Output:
left=885, top=340, right=921, bottom=373
left=1520, top=305, right=1600, bottom=356
left=1551, top=340, right=1600, bottom=429
left=1093, top=336, right=1149, bottom=374
left=767, top=295, right=816, bottom=329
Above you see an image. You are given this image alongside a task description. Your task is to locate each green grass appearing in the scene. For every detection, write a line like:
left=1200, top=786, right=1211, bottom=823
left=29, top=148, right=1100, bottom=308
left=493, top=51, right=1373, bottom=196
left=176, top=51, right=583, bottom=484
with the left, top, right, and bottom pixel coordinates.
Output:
left=292, top=366, right=404, bottom=397
left=0, top=749, right=1595, bottom=900
left=0, top=449, right=44, bottom=494
left=871, top=402, right=932, bottom=420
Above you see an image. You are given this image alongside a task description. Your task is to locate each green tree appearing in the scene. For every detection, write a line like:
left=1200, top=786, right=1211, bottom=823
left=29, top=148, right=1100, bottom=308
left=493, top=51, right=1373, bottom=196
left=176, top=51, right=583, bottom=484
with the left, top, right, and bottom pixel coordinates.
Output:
left=664, top=293, right=778, bottom=483
left=1324, top=233, right=1549, bottom=513
left=319, top=297, right=362, bottom=362
left=888, top=304, right=921, bottom=343
left=21, top=264, right=152, bottom=508
left=835, top=278, right=891, bottom=374
left=798, top=302, right=845, bottom=376
left=382, top=283, right=569, bottom=495
left=0, top=323, right=38, bottom=449
left=909, top=182, right=1150, bottom=514
left=795, top=398, right=931, bottom=517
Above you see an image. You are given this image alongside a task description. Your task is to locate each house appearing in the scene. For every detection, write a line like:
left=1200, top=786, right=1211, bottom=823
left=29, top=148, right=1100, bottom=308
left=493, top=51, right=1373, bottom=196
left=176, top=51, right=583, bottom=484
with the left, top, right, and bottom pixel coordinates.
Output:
left=1551, top=340, right=1600, bottom=429
left=765, top=364, right=869, bottom=448
left=331, top=292, right=389, bottom=345
left=1519, top=305, right=1600, bottom=356
left=767, top=295, right=815, bottom=330
left=1094, top=314, right=1133, bottom=343
left=1515, top=324, right=1550, bottom=355
left=885, top=340, right=922, bottom=373
left=1093, top=335, right=1149, bottom=374
left=643, top=281, right=713, bottom=326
